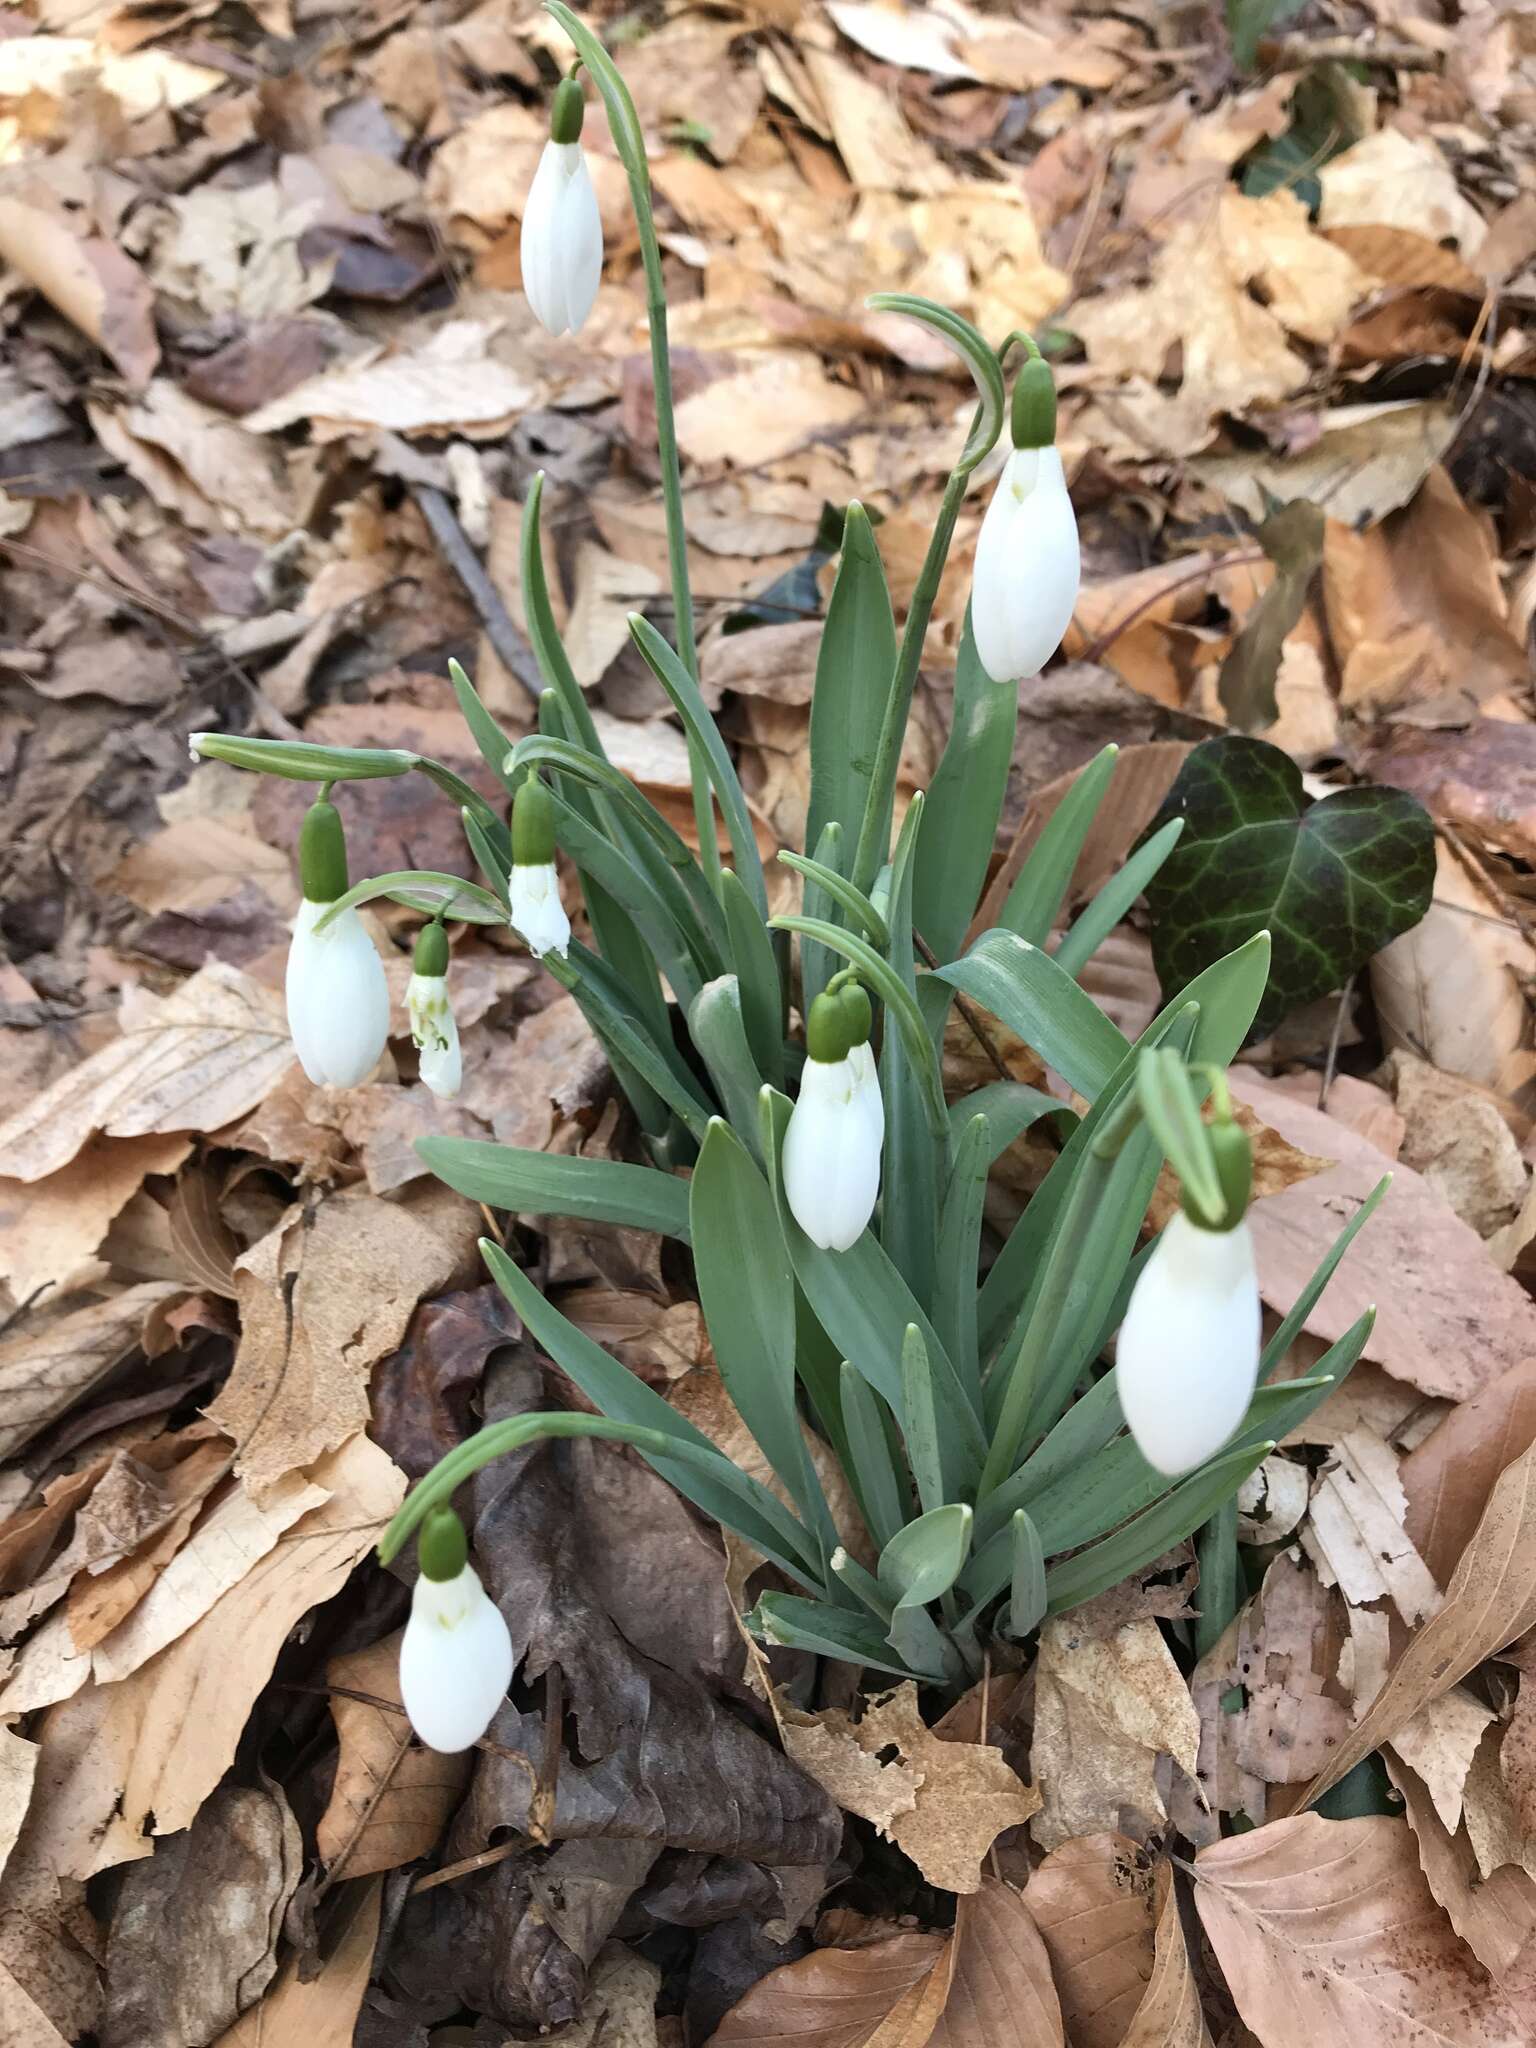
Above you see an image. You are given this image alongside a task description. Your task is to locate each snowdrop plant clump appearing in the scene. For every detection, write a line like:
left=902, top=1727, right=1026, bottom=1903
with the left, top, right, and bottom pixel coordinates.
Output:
left=192, top=1, right=1385, bottom=1757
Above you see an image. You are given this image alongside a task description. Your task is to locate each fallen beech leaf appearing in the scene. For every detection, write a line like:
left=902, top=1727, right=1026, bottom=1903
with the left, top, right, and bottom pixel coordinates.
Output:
left=929, top=1881, right=1064, bottom=2048
left=1388, top=1756, right=1536, bottom=1989
left=1318, top=128, right=1487, bottom=255
left=242, top=319, right=535, bottom=441
left=0, top=1963, right=69, bottom=2048
left=14, top=1433, right=404, bottom=1880
left=779, top=1682, right=1039, bottom=1894
left=1191, top=400, right=1458, bottom=530
left=674, top=352, right=867, bottom=470
left=1300, top=1427, right=1440, bottom=1625
left=110, top=819, right=293, bottom=920
left=1022, top=1834, right=1156, bottom=2048
left=1385, top=1053, right=1529, bottom=1241
left=1031, top=1599, right=1201, bottom=1852
left=1390, top=1687, right=1500, bottom=1833
left=0, top=1282, right=178, bottom=1464
left=0, top=964, right=295, bottom=1186
left=65, top=1433, right=233, bottom=1649
left=564, top=540, right=663, bottom=689
left=1232, top=1072, right=1536, bottom=1403
left=87, top=383, right=294, bottom=540
left=1195, top=1812, right=1526, bottom=2043
left=1121, top=1867, right=1211, bottom=2048
left=1503, top=1677, right=1536, bottom=1840
left=214, top=1877, right=382, bottom=2048
left=1461, top=1725, right=1535, bottom=1882
left=1221, top=1552, right=1350, bottom=1796
left=0, top=1727, right=36, bottom=1887
left=796, top=44, right=948, bottom=194
left=706, top=1929, right=951, bottom=2048
left=0, top=1132, right=192, bottom=1305
left=210, top=1182, right=479, bottom=1497
left=0, top=185, right=158, bottom=387
left=316, top=1630, right=470, bottom=1879
left=1300, top=1439, right=1536, bottom=1808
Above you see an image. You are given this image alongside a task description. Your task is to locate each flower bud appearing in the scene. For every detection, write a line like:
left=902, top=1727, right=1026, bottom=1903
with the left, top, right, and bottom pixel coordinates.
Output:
left=509, top=777, right=570, bottom=959
left=784, top=989, right=883, bottom=1252
left=285, top=799, right=389, bottom=1089
left=398, top=1509, right=515, bottom=1755
left=972, top=351, right=1079, bottom=685
left=408, top=923, right=462, bottom=1100
left=521, top=82, right=602, bottom=338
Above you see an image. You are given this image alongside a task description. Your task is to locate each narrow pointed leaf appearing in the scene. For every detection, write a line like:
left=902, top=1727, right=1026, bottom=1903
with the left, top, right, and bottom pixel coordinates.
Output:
left=913, top=603, right=1017, bottom=962
left=807, top=503, right=897, bottom=868
left=999, top=745, right=1119, bottom=946
left=417, top=1137, right=690, bottom=1238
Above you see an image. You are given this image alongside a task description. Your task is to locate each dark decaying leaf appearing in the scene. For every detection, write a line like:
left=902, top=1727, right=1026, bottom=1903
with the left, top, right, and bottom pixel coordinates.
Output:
left=368, top=1283, right=519, bottom=1478
left=1143, top=736, right=1435, bottom=1038
left=1217, top=500, right=1325, bottom=731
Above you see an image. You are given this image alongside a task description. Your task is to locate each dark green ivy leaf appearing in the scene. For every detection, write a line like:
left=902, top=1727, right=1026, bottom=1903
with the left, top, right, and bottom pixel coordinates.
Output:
left=1143, top=735, right=1435, bottom=1039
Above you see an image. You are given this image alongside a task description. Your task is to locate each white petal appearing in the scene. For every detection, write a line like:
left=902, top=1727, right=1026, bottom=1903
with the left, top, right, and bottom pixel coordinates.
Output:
left=285, top=899, right=390, bottom=1088
left=398, top=1564, right=515, bottom=1754
left=521, top=141, right=602, bottom=337
left=971, top=447, right=1081, bottom=683
left=510, top=862, right=571, bottom=959
left=408, top=973, right=462, bottom=1100
left=847, top=1039, right=886, bottom=1153
left=783, top=1054, right=882, bottom=1251
left=1116, top=1213, right=1262, bottom=1476
left=554, top=149, right=603, bottom=335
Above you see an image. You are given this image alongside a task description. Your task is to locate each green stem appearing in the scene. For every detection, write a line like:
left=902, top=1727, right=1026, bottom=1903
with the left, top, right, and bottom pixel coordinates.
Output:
left=852, top=464, right=969, bottom=894
left=1195, top=1496, right=1241, bottom=1660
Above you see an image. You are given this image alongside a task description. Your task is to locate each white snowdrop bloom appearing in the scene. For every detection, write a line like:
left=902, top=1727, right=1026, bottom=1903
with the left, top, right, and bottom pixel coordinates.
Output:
left=521, top=79, right=602, bottom=338
left=1116, top=1211, right=1262, bottom=1477
left=284, top=798, right=388, bottom=1088
left=783, top=987, right=883, bottom=1252
left=509, top=862, right=571, bottom=959
left=971, top=445, right=1081, bottom=685
left=407, top=968, right=462, bottom=1101
left=399, top=1558, right=515, bottom=1755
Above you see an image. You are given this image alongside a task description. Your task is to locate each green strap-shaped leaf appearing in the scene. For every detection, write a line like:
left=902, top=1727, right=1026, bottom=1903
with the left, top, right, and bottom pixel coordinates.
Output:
left=1008, top=1511, right=1047, bottom=1638
left=1135, top=1046, right=1225, bottom=1226
left=191, top=733, right=417, bottom=780
left=932, top=1112, right=989, bottom=1410
left=798, top=822, right=849, bottom=1015
left=313, top=869, right=507, bottom=929
left=778, top=850, right=889, bottom=949
left=416, top=1137, right=690, bottom=1238
left=546, top=944, right=711, bottom=1142
left=722, top=867, right=785, bottom=1085
left=936, top=929, right=1130, bottom=1101
left=912, top=604, right=1018, bottom=963
left=547, top=783, right=698, bottom=1020
left=520, top=469, right=607, bottom=755
left=751, top=1593, right=935, bottom=1681
left=1054, top=817, right=1183, bottom=980
left=838, top=1361, right=909, bottom=1552
left=1259, top=1175, right=1388, bottom=1380
left=947, top=1081, right=1074, bottom=1164
left=898, top=1324, right=946, bottom=1519
left=879, top=793, right=940, bottom=1304
left=998, top=744, right=1119, bottom=946
left=806, top=503, right=897, bottom=873
left=448, top=657, right=520, bottom=792
left=689, top=976, right=769, bottom=1154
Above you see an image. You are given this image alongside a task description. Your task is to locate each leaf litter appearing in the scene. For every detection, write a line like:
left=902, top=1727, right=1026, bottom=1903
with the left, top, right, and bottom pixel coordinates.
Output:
left=8, top=0, right=1536, bottom=2040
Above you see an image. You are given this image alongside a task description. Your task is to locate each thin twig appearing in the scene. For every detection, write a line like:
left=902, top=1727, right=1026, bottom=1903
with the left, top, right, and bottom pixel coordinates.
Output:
left=411, top=484, right=544, bottom=703
left=1267, top=32, right=1446, bottom=69
left=1317, top=973, right=1354, bottom=1115
left=411, top=1840, right=526, bottom=1893
left=1079, top=549, right=1266, bottom=667
left=915, top=927, right=1013, bottom=1084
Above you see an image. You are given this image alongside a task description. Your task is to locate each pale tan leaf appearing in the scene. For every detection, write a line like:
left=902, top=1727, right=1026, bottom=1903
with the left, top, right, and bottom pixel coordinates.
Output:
left=242, top=320, right=535, bottom=441
left=1460, top=1726, right=1536, bottom=1884
left=673, top=353, right=867, bottom=471
left=1390, top=1688, right=1500, bottom=1834
left=1318, top=128, right=1487, bottom=255
left=316, top=1631, right=469, bottom=1879
left=1300, top=1427, right=1440, bottom=1625
left=1121, top=1868, right=1212, bottom=2048
left=14, top=1434, right=404, bottom=1880
left=778, top=1683, right=1038, bottom=1894
left=928, top=1880, right=1064, bottom=2048
left=0, top=1728, right=37, bottom=1889
left=1301, top=1439, right=1536, bottom=1807
left=1022, top=1834, right=1156, bottom=2048
left=1229, top=1552, right=1350, bottom=1791
left=1402, top=1359, right=1536, bottom=1591
left=88, top=382, right=294, bottom=539
left=1388, top=1755, right=1536, bottom=1990
left=0, top=185, right=158, bottom=387
left=1195, top=1812, right=1525, bottom=2044
left=0, top=1282, right=178, bottom=1464
left=796, top=44, right=948, bottom=194
left=0, top=1963, right=70, bottom=2048
left=110, top=820, right=294, bottom=918
left=706, top=1930, right=951, bottom=2047
left=0, top=1132, right=192, bottom=1303
left=1504, top=1677, right=1536, bottom=1841
left=214, top=1876, right=382, bottom=2048
left=564, top=542, right=662, bottom=689
left=0, top=963, right=294, bottom=1185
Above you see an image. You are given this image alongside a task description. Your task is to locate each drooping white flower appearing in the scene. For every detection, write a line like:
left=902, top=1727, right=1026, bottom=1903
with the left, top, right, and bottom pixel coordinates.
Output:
left=399, top=1558, right=515, bottom=1755
left=521, top=79, right=602, bottom=338
left=509, top=862, right=571, bottom=960
left=783, top=986, right=883, bottom=1252
left=284, top=798, right=389, bottom=1088
left=971, top=445, right=1081, bottom=685
left=1116, top=1210, right=1262, bottom=1477
left=407, top=931, right=462, bottom=1100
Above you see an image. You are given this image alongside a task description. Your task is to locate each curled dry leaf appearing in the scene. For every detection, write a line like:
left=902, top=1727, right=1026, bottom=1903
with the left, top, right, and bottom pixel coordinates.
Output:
left=1299, top=1426, right=1440, bottom=1626
left=928, top=1880, right=1064, bottom=2048
left=705, top=1929, right=951, bottom=2048
left=1389, top=1687, right=1499, bottom=1834
left=778, top=1681, right=1039, bottom=1894
left=1387, top=1755, right=1536, bottom=1991
left=0, top=184, right=159, bottom=387
left=1120, top=1868, right=1212, bottom=2048
left=1195, top=1812, right=1526, bottom=2045
left=0, top=1131, right=193, bottom=1306
left=214, top=1877, right=382, bottom=2048
left=1401, top=1357, right=1536, bottom=1590
left=0, top=1282, right=180, bottom=1465
left=1022, top=1834, right=1157, bottom=2048
left=1301, top=1439, right=1536, bottom=1808
left=316, top=1629, right=470, bottom=1880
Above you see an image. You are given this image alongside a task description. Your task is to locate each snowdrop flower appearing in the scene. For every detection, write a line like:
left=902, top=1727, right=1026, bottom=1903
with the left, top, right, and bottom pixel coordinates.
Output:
left=407, top=921, right=462, bottom=1100
left=521, top=76, right=602, bottom=338
left=1117, top=1112, right=1261, bottom=1477
left=783, top=984, right=883, bottom=1252
left=509, top=775, right=571, bottom=960
left=971, top=351, right=1080, bottom=685
left=399, top=1509, right=515, bottom=1755
left=285, top=796, right=389, bottom=1088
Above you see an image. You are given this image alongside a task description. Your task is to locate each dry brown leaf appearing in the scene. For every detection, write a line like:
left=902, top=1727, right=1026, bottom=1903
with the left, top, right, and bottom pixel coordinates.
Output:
left=316, top=1630, right=470, bottom=1879
left=1225, top=1551, right=1351, bottom=1794
left=1031, top=1598, right=1202, bottom=1852
left=1401, top=1360, right=1536, bottom=1592
left=1300, top=1426, right=1440, bottom=1625
left=1460, top=1724, right=1535, bottom=1883
left=1231, top=1072, right=1536, bottom=1403
left=673, top=353, right=867, bottom=470
left=1388, top=1754, right=1536, bottom=1991
left=0, top=1727, right=37, bottom=1888
left=0, top=963, right=295, bottom=1186
left=797, top=44, right=949, bottom=194
left=1196, top=1811, right=1525, bottom=2043
left=242, top=319, right=535, bottom=440
left=706, top=1929, right=952, bottom=2048
left=0, top=1131, right=192, bottom=1304
left=1300, top=1438, right=1536, bottom=1808
left=0, top=1964, right=70, bottom=2048
left=778, top=1682, right=1038, bottom=1894
left=1390, top=1687, right=1501, bottom=1834
left=65, top=1434, right=233, bottom=1649
left=110, top=819, right=293, bottom=919
left=1504, top=1677, right=1536, bottom=1841
left=0, top=1282, right=178, bottom=1465
left=12, top=1433, right=404, bottom=1880
left=1191, top=400, right=1459, bottom=530
left=87, top=383, right=294, bottom=539
left=1318, top=128, right=1486, bottom=254
left=928, top=1880, right=1064, bottom=2048
left=1385, top=1053, right=1529, bottom=1240
left=0, top=183, right=158, bottom=386
left=564, top=541, right=663, bottom=689
left=214, top=1876, right=382, bottom=2048
left=209, top=1182, right=479, bottom=1496
left=1121, top=1868, right=1212, bottom=2048
left=1022, top=1834, right=1156, bottom=2048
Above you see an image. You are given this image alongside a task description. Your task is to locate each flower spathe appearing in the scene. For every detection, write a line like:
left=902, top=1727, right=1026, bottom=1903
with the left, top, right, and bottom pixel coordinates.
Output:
left=521, top=140, right=603, bottom=338
left=510, top=862, right=571, bottom=959
left=398, top=1561, right=515, bottom=1754
left=408, top=971, right=462, bottom=1100
left=286, top=897, right=390, bottom=1089
left=1116, top=1210, right=1262, bottom=1477
left=971, top=445, right=1081, bottom=685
